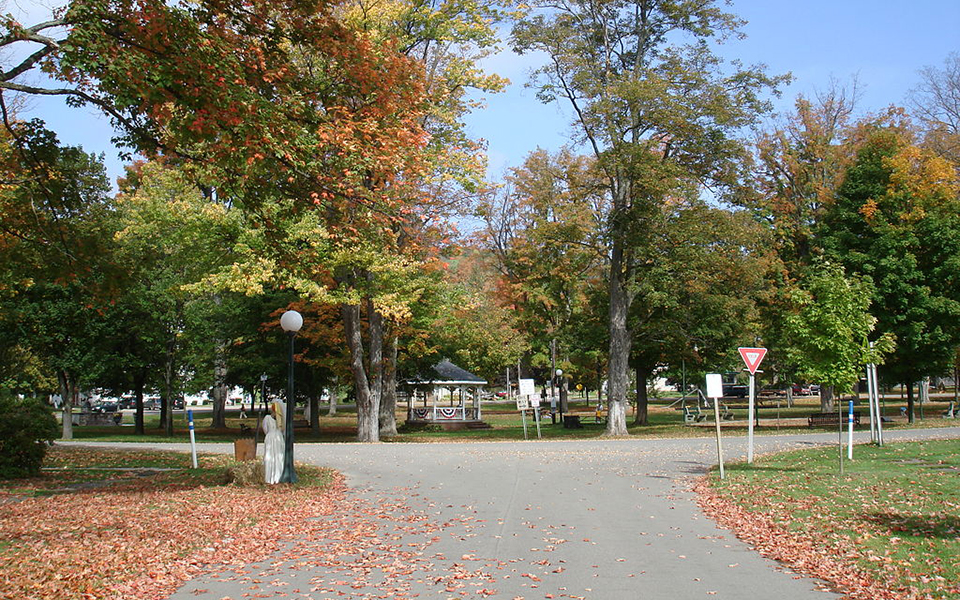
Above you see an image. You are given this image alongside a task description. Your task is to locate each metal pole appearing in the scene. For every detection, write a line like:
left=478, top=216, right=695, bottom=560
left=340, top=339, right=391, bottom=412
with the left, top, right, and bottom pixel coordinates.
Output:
left=874, top=363, right=884, bottom=446
left=279, top=331, right=298, bottom=484
left=550, top=338, right=557, bottom=422
left=747, top=371, right=755, bottom=464
left=867, top=362, right=876, bottom=444
left=533, top=401, right=542, bottom=438
left=712, top=395, right=725, bottom=480
left=838, top=399, right=844, bottom=475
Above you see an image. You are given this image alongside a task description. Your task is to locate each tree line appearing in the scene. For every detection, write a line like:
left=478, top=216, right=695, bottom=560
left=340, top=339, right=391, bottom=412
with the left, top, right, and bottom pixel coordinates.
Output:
left=1, top=0, right=957, bottom=439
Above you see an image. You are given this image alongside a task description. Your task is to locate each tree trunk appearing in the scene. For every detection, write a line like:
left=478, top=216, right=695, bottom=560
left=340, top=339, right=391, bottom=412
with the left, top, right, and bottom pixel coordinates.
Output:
left=597, top=364, right=604, bottom=404
left=308, top=389, right=320, bottom=435
left=327, top=382, right=338, bottom=416
left=379, top=334, right=399, bottom=437
left=343, top=304, right=379, bottom=442
left=906, top=380, right=915, bottom=423
left=820, top=385, right=834, bottom=412
left=633, top=364, right=649, bottom=426
left=210, top=338, right=228, bottom=429
left=605, top=237, right=631, bottom=436
left=785, top=386, right=794, bottom=408
left=133, top=367, right=146, bottom=435
left=162, top=332, right=176, bottom=436
left=58, top=370, right=74, bottom=440
left=367, top=297, right=384, bottom=433
left=954, top=365, right=958, bottom=405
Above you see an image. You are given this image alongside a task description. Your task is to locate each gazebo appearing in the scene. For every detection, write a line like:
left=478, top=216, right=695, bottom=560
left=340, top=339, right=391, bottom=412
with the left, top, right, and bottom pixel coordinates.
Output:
left=404, top=359, right=488, bottom=427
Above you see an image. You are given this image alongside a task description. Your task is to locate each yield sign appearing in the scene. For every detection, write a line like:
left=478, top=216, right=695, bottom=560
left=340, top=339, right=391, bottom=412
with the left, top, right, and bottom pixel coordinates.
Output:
left=738, top=347, right=767, bottom=375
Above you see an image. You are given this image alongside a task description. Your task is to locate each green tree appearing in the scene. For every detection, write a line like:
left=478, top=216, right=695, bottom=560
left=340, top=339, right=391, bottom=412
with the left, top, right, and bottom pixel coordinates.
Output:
left=820, top=127, right=960, bottom=421
left=0, top=119, right=113, bottom=439
left=111, top=161, right=250, bottom=432
left=628, top=201, right=769, bottom=424
left=511, top=0, right=784, bottom=435
left=780, top=260, right=892, bottom=411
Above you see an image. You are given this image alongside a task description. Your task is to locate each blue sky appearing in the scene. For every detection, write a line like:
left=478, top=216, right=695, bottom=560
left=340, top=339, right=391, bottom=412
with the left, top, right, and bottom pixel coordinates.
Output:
left=466, top=0, right=960, bottom=178
left=8, top=0, right=960, bottom=186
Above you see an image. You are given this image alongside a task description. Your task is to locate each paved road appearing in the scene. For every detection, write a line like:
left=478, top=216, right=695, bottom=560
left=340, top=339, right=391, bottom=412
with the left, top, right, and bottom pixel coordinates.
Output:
left=117, top=426, right=960, bottom=600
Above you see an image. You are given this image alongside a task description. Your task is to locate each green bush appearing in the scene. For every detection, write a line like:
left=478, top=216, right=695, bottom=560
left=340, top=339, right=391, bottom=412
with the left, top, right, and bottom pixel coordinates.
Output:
left=0, top=395, right=59, bottom=479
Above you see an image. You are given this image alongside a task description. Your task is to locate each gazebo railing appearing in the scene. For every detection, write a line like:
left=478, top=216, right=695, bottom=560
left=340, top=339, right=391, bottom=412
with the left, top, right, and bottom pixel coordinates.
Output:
left=411, top=406, right=481, bottom=421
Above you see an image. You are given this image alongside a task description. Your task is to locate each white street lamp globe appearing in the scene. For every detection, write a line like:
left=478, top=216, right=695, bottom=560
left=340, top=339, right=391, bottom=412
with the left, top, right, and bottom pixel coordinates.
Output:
left=280, top=310, right=303, bottom=333
left=555, top=369, right=563, bottom=377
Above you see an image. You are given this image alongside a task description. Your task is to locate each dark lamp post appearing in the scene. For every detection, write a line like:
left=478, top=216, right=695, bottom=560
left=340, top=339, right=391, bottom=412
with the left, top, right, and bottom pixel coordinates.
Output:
left=279, top=310, right=302, bottom=483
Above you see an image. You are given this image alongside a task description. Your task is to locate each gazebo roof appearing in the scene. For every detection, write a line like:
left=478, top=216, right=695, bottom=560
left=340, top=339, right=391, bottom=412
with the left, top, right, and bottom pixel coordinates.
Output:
left=410, top=359, right=486, bottom=385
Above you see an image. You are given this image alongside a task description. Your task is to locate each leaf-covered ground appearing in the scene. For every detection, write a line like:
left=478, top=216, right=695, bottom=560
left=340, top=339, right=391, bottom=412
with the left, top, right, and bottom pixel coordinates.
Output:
left=697, top=438, right=960, bottom=600
left=0, top=445, right=345, bottom=599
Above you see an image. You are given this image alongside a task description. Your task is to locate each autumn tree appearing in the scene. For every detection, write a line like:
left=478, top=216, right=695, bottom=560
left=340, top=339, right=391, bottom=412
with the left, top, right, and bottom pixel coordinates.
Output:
left=752, top=82, right=862, bottom=268
left=479, top=148, right=606, bottom=386
left=748, top=83, right=870, bottom=394
left=820, top=126, right=960, bottom=421
left=435, top=247, right=530, bottom=383
left=511, top=0, right=784, bottom=434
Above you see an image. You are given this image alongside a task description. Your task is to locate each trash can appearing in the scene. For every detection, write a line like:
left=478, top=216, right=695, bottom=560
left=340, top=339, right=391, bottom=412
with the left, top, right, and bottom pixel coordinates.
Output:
left=234, top=438, right=256, bottom=461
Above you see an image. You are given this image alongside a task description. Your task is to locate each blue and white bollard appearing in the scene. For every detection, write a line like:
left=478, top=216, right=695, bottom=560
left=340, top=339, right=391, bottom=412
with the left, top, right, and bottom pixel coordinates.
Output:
left=847, top=400, right=855, bottom=460
left=188, top=409, right=198, bottom=469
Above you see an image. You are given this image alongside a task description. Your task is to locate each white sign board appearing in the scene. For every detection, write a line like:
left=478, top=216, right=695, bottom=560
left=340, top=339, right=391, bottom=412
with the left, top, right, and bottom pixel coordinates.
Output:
left=519, top=379, right=536, bottom=397
left=706, top=373, right=723, bottom=399
left=516, top=396, right=529, bottom=411
left=530, top=394, right=541, bottom=407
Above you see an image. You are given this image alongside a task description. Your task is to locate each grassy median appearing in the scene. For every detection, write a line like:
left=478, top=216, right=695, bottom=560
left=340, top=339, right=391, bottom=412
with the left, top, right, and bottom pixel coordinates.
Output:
left=702, top=438, right=960, bottom=599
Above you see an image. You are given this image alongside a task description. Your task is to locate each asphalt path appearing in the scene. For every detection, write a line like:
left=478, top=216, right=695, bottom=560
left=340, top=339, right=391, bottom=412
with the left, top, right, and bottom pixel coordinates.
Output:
left=90, top=425, right=960, bottom=600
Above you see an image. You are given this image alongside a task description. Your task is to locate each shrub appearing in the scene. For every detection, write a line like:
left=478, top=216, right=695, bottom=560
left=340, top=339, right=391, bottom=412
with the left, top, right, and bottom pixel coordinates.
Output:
left=0, top=394, right=59, bottom=479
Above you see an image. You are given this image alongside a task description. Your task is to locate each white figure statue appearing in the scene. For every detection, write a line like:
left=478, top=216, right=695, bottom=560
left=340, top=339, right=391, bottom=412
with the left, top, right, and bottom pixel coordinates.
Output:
left=262, top=412, right=284, bottom=484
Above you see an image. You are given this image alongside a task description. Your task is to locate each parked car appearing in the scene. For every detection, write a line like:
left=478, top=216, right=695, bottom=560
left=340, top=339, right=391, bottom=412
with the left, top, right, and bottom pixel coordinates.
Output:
left=722, top=383, right=748, bottom=398
left=93, top=401, right=119, bottom=413
left=791, top=384, right=812, bottom=396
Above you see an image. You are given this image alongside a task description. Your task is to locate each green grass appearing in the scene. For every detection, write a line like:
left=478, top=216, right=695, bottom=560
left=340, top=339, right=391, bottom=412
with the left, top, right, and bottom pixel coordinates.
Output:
left=59, top=396, right=960, bottom=443
left=714, top=439, right=960, bottom=598
left=1, top=445, right=333, bottom=497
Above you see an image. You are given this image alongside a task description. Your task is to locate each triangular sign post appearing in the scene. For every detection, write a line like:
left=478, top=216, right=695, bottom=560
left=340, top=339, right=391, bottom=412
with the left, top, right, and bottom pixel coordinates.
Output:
left=738, top=347, right=767, bottom=465
left=738, top=347, right=767, bottom=375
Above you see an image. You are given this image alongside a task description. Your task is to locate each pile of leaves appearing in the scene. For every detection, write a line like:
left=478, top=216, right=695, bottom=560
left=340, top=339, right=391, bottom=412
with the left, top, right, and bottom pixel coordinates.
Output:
left=0, top=445, right=344, bottom=599
left=697, top=439, right=960, bottom=599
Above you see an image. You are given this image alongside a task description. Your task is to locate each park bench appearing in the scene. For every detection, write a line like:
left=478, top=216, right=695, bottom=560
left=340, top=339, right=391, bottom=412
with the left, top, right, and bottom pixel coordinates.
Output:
left=681, top=403, right=733, bottom=423
left=808, top=412, right=861, bottom=427
left=71, top=412, right=121, bottom=426
left=682, top=405, right=705, bottom=423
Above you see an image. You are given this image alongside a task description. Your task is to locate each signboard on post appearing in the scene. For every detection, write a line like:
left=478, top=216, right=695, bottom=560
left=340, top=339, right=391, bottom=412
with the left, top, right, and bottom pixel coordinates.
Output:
left=738, top=347, right=767, bottom=375
left=516, top=380, right=542, bottom=440
left=519, top=379, right=535, bottom=397
left=705, top=373, right=725, bottom=480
